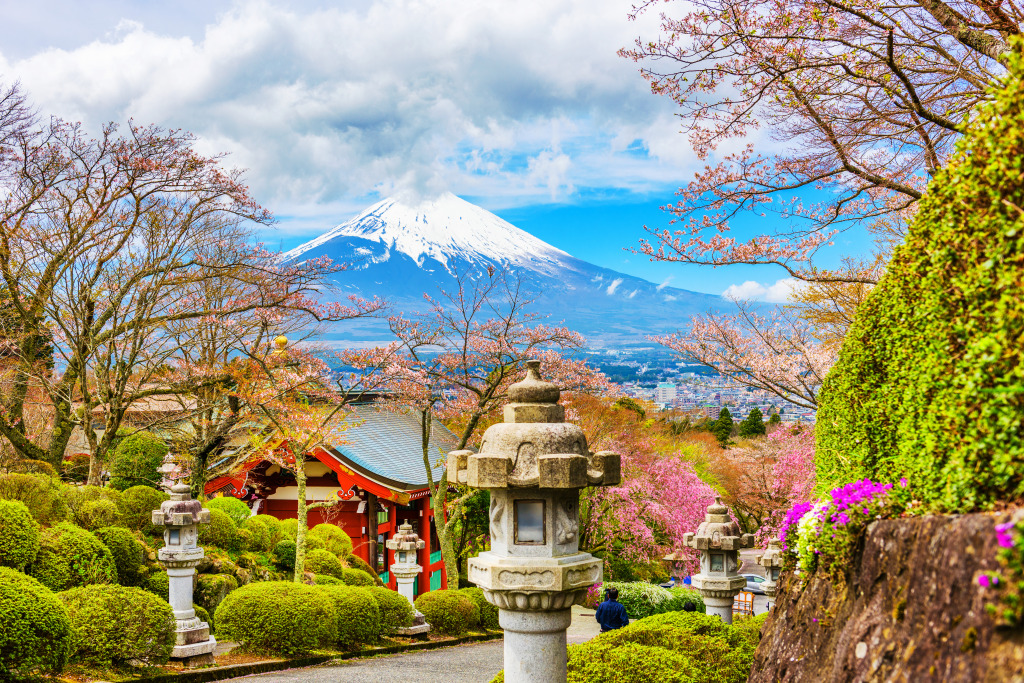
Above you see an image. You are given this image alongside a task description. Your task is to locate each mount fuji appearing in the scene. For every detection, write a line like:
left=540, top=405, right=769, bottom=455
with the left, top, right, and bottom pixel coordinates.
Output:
left=282, top=193, right=723, bottom=346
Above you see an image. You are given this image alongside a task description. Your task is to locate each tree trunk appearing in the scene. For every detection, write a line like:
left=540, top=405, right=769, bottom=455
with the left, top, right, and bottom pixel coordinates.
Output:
left=434, top=487, right=460, bottom=587
left=293, top=459, right=308, bottom=583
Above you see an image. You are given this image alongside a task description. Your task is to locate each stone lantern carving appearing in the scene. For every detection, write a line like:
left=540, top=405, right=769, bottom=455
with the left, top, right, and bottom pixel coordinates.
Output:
left=682, top=496, right=755, bottom=624
left=450, top=360, right=620, bottom=683
left=152, top=483, right=217, bottom=666
left=757, top=537, right=784, bottom=605
left=385, top=521, right=430, bottom=635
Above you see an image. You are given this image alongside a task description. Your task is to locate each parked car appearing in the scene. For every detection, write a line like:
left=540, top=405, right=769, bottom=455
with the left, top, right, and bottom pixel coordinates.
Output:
left=741, top=574, right=766, bottom=595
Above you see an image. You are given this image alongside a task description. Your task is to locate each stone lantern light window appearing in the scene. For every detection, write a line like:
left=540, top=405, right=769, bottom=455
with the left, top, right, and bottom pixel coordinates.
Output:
left=169, top=529, right=180, bottom=545
left=513, top=499, right=545, bottom=544
left=710, top=552, right=724, bottom=573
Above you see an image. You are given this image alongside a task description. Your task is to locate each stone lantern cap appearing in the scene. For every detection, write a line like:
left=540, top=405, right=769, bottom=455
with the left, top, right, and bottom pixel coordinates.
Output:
left=682, top=497, right=755, bottom=551
left=757, top=537, right=785, bottom=569
left=386, top=521, right=425, bottom=552
left=447, top=360, right=620, bottom=490
left=152, top=484, right=211, bottom=528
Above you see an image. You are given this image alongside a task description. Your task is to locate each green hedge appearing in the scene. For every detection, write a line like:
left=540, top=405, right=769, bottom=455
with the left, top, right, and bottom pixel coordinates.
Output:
left=146, top=570, right=169, bottom=600
left=321, top=585, right=381, bottom=647
left=459, top=586, right=499, bottom=630
left=242, top=516, right=273, bottom=552
left=59, top=584, right=175, bottom=665
left=199, top=508, right=239, bottom=549
left=205, top=496, right=252, bottom=526
left=92, top=526, right=145, bottom=586
left=342, top=567, right=375, bottom=586
left=0, top=499, right=40, bottom=570
left=109, top=431, right=168, bottom=491
left=251, top=514, right=283, bottom=544
left=308, top=523, right=353, bottom=556
left=816, top=48, right=1024, bottom=511
left=28, top=522, right=117, bottom=591
left=414, top=589, right=476, bottom=636
left=194, top=603, right=213, bottom=633
left=0, top=473, right=67, bottom=524
left=274, top=539, right=297, bottom=571
left=215, top=581, right=336, bottom=655
left=305, top=548, right=346, bottom=580
left=61, top=485, right=123, bottom=530
left=118, top=485, right=168, bottom=534
left=345, top=553, right=384, bottom=585
left=195, top=573, right=239, bottom=615
left=0, top=568, right=75, bottom=679
left=315, top=574, right=344, bottom=585
left=368, top=586, right=414, bottom=634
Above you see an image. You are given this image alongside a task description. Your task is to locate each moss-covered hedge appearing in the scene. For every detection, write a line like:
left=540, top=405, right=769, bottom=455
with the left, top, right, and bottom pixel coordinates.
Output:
left=308, top=523, right=353, bottom=556
left=28, top=522, right=117, bottom=591
left=242, top=516, right=273, bottom=552
left=0, top=472, right=67, bottom=523
left=414, top=589, right=477, bottom=636
left=195, top=573, right=239, bottom=615
left=0, top=499, right=40, bottom=570
left=816, top=49, right=1024, bottom=511
left=92, top=526, right=145, bottom=586
left=305, top=548, right=346, bottom=580
left=369, top=586, right=414, bottom=633
left=205, top=496, right=251, bottom=526
left=342, top=567, right=375, bottom=586
left=61, top=485, right=123, bottom=530
left=199, top=508, right=239, bottom=549
left=274, top=539, right=297, bottom=571
left=320, top=585, right=381, bottom=647
left=215, top=581, right=336, bottom=655
left=118, top=485, right=168, bottom=534
left=109, top=431, right=168, bottom=491
left=0, top=568, right=75, bottom=679
left=345, top=553, right=384, bottom=585
left=459, top=586, right=499, bottom=630
left=60, top=584, right=175, bottom=665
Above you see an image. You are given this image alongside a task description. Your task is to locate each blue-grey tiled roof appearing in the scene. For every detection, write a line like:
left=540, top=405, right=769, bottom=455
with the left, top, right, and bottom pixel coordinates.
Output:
left=328, top=405, right=457, bottom=489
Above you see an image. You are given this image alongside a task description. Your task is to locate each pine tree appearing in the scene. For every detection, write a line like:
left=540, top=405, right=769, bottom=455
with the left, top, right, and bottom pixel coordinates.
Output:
left=767, top=412, right=782, bottom=427
left=712, top=407, right=733, bottom=447
left=739, top=407, right=766, bottom=437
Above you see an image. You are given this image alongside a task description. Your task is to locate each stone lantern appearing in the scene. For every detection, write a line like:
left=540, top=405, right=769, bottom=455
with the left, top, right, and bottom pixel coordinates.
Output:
left=682, top=496, right=755, bottom=624
left=757, top=537, right=784, bottom=605
left=385, top=521, right=430, bottom=635
left=450, top=360, right=620, bottom=683
left=152, top=482, right=217, bottom=666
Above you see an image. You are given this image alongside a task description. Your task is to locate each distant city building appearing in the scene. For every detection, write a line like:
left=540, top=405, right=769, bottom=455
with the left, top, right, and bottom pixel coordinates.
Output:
left=656, top=382, right=677, bottom=402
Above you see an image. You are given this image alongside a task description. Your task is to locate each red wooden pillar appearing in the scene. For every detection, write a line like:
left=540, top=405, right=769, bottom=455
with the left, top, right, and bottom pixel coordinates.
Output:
left=419, top=496, right=431, bottom=596
left=387, top=502, right=398, bottom=590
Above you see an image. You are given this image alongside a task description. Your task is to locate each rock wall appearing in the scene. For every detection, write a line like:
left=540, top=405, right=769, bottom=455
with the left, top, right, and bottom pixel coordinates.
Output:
left=750, top=512, right=1024, bottom=682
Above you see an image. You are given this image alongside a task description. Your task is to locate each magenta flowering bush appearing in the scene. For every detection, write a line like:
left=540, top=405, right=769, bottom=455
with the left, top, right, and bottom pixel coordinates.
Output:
left=981, top=518, right=1023, bottom=626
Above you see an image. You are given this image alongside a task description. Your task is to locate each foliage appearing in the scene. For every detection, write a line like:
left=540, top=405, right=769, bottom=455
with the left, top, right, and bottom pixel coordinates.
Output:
left=109, top=432, right=168, bottom=491
left=59, top=585, right=175, bottom=665
left=345, top=553, right=384, bottom=585
left=242, top=516, right=274, bottom=552
left=279, top=518, right=298, bottom=540
left=195, top=573, right=239, bottom=615
left=0, top=472, right=67, bottom=523
left=738, top=408, right=766, bottom=438
left=603, top=582, right=670, bottom=619
left=459, top=586, right=499, bottom=630
left=194, top=603, right=213, bottom=633
left=342, top=567, right=376, bottom=586
left=215, top=581, right=337, bottom=655
left=414, top=589, right=477, bottom=636
left=251, top=514, right=284, bottom=545
left=0, top=499, right=40, bottom=570
left=199, top=508, right=239, bottom=550
left=308, top=523, right=353, bottom=557
left=711, top=408, right=733, bottom=448
left=206, top=496, right=252, bottom=526
left=274, top=539, right=297, bottom=571
left=28, top=522, right=117, bottom=591
left=92, top=526, right=145, bottom=586
left=664, top=587, right=706, bottom=615
left=369, top=586, right=414, bottom=633
left=117, top=485, right=169, bottom=534
left=305, top=548, right=346, bottom=580
left=61, top=453, right=91, bottom=483
left=314, top=574, right=344, bottom=585
left=981, top=517, right=1024, bottom=625
left=817, top=51, right=1024, bottom=511
left=320, top=585, right=382, bottom=646
left=61, top=485, right=123, bottom=530
left=145, top=570, right=169, bottom=600
left=0, top=568, right=75, bottom=678
left=767, top=413, right=781, bottom=427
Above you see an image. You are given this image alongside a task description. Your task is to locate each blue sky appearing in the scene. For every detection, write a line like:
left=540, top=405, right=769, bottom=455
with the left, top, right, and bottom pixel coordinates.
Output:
left=0, top=0, right=873, bottom=298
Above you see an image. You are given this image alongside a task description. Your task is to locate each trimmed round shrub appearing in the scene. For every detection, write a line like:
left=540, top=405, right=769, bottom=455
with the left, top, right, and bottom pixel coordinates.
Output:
left=279, top=517, right=298, bottom=540
left=342, top=567, right=375, bottom=586
left=195, top=573, right=239, bottom=615
left=199, top=508, right=239, bottom=549
left=206, top=496, right=252, bottom=526
left=60, top=585, right=175, bottom=665
left=9, top=458, right=58, bottom=477
left=243, top=516, right=273, bottom=552
left=61, top=485, right=123, bottom=529
left=93, top=526, right=145, bottom=586
left=146, top=570, right=169, bottom=599
left=369, top=586, right=414, bottom=634
left=346, top=553, right=384, bottom=585
left=306, top=534, right=326, bottom=552
left=315, top=574, right=344, bottom=585
left=108, top=431, right=168, bottom=491
left=320, top=585, right=381, bottom=646
left=459, top=586, right=498, bottom=630
left=236, top=527, right=253, bottom=550
left=0, top=568, right=75, bottom=678
left=308, top=523, right=353, bottom=556
left=603, top=581, right=673, bottom=619
left=194, top=603, right=213, bottom=633
left=414, top=589, right=476, bottom=636
left=664, top=586, right=706, bottom=615
left=0, top=472, right=67, bottom=523
left=118, top=485, right=169, bottom=533
left=29, top=522, right=117, bottom=591
left=251, top=514, right=283, bottom=544
left=215, top=581, right=337, bottom=655
left=0, top=499, right=40, bottom=570
left=816, top=51, right=1024, bottom=511
left=306, top=548, right=346, bottom=580
left=274, top=539, right=297, bottom=571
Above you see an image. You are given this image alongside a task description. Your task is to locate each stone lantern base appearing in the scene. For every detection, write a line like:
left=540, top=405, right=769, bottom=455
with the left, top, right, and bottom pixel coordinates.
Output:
left=499, top=608, right=573, bottom=683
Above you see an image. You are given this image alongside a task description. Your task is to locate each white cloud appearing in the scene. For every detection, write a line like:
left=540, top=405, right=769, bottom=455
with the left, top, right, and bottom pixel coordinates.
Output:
left=722, top=278, right=804, bottom=303
left=656, top=275, right=674, bottom=291
left=627, top=289, right=638, bottom=299
left=606, top=278, right=623, bottom=295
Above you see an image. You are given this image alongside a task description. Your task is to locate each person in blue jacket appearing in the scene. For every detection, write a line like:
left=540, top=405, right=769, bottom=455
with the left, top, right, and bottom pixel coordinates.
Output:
left=595, top=587, right=629, bottom=632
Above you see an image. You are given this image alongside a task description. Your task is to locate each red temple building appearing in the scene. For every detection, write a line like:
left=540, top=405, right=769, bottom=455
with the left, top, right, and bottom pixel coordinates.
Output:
left=204, top=404, right=458, bottom=595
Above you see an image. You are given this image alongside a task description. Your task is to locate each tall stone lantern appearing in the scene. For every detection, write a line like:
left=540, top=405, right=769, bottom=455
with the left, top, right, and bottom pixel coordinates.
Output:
left=152, top=483, right=218, bottom=666
left=757, top=537, right=784, bottom=605
left=450, top=360, right=620, bottom=683
left=385, top=521, right=430, bottom=635
left=682, top=496, right=755, bottom=624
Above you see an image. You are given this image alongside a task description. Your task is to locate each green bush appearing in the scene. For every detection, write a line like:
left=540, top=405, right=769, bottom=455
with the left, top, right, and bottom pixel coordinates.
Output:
left=342, top=567, right=375, bottom=586
left=28, top=522, right=117, bottom=591
left=243, top=516, right=273, bottom=552
left=816, top=50, right=1024, bottom=511
left=195, top=573, right=239, bottom=615
left=108, top=431, right=168, bottom=491
left=0, top=472, right=67, bottom=523
left=320, top=585, right=381, bottom=646
left=92, top=526, right=145, bottom=586
left=306, top=534, right=326, bottom=552
left=61, top=485, right=123, bottom=529
left=459, top=586, right=499, bottom=630
left=346, top=553, right=384, bottom=585
left=194, top=603, right=213, bottom=633
left=279, top=517, right=298, bottom=540
left=414, top=589, right=476, bottom=636
left=215, top=581, right=337, bottom=655
left=664, top=586, right=706, bottom=615
left=0, top=499, right=40, bottom=570
left=274, top=539, right=297, bottom=571
left=61, top=452, right=91, bottom=483
left=603, top=581, right=673, bottom=619
left=315, top=574, right=344, bottom=585
left=368, top=586, right=414, bottom=633
left=306, top=548, right=346, bottom=580
left=308, top=523, right=353, bottom=556
left=251, top=514, right=283, bottom=544
left=146, top=570, right=169, bottom=600
left=199, top=508, right=239, bottom=549
left=118, top=485, right=169, bottom=533
left=206, top=496, right=252, bottom=526
left=0, top=568, right=75, bottom=678
left=59, top=584, right=175, bottom=665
